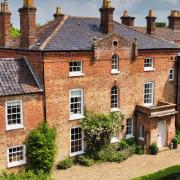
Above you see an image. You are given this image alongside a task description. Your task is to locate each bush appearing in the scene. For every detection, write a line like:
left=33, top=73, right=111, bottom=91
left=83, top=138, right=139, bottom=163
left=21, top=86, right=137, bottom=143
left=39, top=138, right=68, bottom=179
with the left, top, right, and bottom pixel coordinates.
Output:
left=0, top=170, right=50, bottom=180
left=75, top=155, right=94, bottom=166
left=26, top=122, right=56, bottom=173
left=176, top=130, right=180, bottom=144
left=132, top=145, right=144, bottom=155
left=125, top=137, right=136, bottom=146
left=57, top=158, right=73, bottom=170
left=117, top=141, right=129, bottom=151
left=172, top=138, right=178, bottom=149
left=81, top=111, right=124, bottom=159
left=150, top=143, right=158, bottom=155
left=98, top=146, right=133, bottom=163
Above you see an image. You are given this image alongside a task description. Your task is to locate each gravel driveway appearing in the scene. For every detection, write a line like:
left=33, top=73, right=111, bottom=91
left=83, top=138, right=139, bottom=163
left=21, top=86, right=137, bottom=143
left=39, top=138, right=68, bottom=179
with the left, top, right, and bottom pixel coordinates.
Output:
left=53, top=147, right=180, bottom=180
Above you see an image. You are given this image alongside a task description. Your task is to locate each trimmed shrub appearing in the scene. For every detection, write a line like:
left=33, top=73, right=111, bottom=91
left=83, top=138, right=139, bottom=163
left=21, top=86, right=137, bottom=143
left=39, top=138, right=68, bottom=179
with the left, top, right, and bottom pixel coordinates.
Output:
left=132, top=145, right=144, bottom=155
left=98, top=146, right=133, bottom=163
left=150, top=143, right=158, bottom=155
left=0, top=170, right=50, bottom=180
left=172, top=138, right=178, bottom=149
left=76, top=155, right=94, bottom=166
left=176, top=130, right=180, bottom=144
left=57, top=158, right=73, bottom=170
left=117, top=141, right=129, bottom=151
left=26, top=122, right=56, bottom=173
left=125, top=137, right=136, bottom=146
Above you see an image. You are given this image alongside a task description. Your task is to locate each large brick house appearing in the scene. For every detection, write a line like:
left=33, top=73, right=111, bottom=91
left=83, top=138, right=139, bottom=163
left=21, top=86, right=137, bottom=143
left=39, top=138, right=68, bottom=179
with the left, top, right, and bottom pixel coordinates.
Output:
left=0, top=0, right=180, bottom=169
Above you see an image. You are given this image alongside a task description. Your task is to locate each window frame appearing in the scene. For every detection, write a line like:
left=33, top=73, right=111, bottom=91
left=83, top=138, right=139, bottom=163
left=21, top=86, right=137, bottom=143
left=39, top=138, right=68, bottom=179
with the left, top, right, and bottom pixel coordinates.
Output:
left=111, top=54, right=120, bottom=74
left=7, top=144, right=26, bottom=168
left=5, top=100, right=24, bottom=131
left=126, top=118, right=134, bottom=139
left=144, top=58, right=154, bottom=71
left=144, top=82, right=154, bottom=107
left=169, top=68, right=174, bottom=81
left=111, top=86, right=120, bottom=112
left=69, top=61, right=84, bottom=77
left=139, top=124, right=145, bottom=141
left=69, top=89, right=84, bottom=120
left=111, top=130, right=120, bottom=143
left=70, top=126, right=84, bottom=157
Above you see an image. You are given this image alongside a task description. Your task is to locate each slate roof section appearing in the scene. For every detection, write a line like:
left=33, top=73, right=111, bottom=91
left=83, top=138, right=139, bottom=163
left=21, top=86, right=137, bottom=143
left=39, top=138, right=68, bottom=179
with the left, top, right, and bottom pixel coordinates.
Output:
left=0, top=58, right=42, bottom=96
left=43, top=16, right=180, bottom=51
left=133, top=26, right=180, bottom=44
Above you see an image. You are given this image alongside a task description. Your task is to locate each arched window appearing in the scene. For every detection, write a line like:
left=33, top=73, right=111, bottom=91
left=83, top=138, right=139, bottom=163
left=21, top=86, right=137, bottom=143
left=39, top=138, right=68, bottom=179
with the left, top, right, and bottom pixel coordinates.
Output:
left=112, top=55, right=119, bottom=73
left=111, top=86, right=119, bottom=109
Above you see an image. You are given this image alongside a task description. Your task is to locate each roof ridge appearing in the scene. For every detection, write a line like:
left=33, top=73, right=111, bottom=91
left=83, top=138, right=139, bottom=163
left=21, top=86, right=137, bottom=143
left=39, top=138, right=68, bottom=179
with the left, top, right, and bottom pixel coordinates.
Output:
left=69, top=15, right=100, bottom=19
left=115, top=21, right=180, bottom=48
left=39, top=15, right=69, bottom=50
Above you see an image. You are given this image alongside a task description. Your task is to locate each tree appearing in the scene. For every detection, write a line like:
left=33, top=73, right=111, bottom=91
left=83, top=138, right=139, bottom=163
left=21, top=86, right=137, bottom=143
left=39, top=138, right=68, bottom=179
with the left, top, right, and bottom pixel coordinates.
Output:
left=156, top=22, right=166, bottom=27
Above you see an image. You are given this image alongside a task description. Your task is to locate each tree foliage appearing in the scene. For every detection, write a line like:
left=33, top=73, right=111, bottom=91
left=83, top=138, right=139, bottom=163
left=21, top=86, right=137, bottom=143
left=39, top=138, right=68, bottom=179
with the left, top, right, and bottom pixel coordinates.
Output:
left=26, top=122, right=56, bottom=173
left=10, top=25, right=20, bottom=38
left=81, top=111, right=124, bottom=158
left=155, top=22, right=166, bottom=27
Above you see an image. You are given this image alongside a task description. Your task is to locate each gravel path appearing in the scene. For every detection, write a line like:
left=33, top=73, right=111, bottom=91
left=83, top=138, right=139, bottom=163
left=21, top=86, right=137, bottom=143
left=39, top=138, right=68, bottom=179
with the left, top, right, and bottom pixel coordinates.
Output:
left=53, top=147, right=180, bottom=180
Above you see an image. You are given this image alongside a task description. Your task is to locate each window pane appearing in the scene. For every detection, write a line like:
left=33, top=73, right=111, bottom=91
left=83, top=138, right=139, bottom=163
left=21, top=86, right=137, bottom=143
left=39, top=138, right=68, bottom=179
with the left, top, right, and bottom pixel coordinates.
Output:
left=111, top=86, right=118, bottom=108
left=126, top=118, right=133, bottom=135
left=8, top=146, right=25, bottom=163
left=112, top=55, right=119, bottom=70
left=69, top=61, right=82, bottom=72
left=71, top=127, right=83, bottom=154
left=6, top=101, right=22, bottom=127
left=144, top=82, right=153, bottom=105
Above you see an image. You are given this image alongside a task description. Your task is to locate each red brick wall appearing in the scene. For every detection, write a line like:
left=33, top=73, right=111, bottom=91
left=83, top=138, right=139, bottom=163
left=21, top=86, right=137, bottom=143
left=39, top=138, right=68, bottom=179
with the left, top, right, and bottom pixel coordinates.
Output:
left=0, top=93, right=43, bottom=169
left=43, top=49, right=178, bottom=160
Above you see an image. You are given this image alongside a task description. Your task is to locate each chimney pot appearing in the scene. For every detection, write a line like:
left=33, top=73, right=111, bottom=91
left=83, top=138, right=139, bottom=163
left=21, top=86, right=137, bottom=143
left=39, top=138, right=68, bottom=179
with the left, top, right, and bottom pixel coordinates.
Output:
left=100, top=0, right=115, bottom=34
left=146, top=10, right=156, bottom=35
left=54, top=6, right=63, bottom=19
left=121, top=10, right=135, bottom=27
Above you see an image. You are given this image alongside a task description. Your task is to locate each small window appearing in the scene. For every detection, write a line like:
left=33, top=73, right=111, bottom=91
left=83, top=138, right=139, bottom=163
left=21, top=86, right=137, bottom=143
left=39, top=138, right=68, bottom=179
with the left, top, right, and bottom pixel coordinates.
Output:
left=70, top=126, right=84, bottom=156
left=144, top=82, right=154, bottom=106
left=144, top=58, right=154, bottom=71
left=126, top=118, right=133, bottom=139
left=5, top=100, right=23, bottom=130
left=169, top=68, right=174, bottom=81
left=69, top=89, right=84, bottom=120
left=7, top=145, right=26, bottom=168
left=111, top=55, right=120, bottom=74
left=139, top=124, right=145, bottom=141
left=111, top=86, right=119, bottom=111
left=69, top=61, right=84, bottom=77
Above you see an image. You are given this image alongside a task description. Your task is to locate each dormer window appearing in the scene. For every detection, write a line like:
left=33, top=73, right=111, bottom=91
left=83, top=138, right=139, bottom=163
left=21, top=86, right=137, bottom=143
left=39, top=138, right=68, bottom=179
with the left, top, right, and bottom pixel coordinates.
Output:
left=69, top=61, right=84, bottom=77
left=111, top=55, right=120, bottom=74
left=144, top=58, right=154, bottom=71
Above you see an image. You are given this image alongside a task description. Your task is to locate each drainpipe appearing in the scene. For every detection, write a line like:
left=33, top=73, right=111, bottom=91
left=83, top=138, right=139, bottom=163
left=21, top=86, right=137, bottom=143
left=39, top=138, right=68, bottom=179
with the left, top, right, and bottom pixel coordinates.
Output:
left=176, top=53, right=180, bottom=129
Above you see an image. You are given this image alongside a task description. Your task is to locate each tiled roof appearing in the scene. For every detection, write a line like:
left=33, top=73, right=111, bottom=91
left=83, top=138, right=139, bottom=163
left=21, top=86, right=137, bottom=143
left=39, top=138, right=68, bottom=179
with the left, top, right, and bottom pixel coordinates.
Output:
left=7, top=16, right=180, bottom=51
left=42, top=16, right=180, bottom=51
left=134, top=27, right=180, bottom=44
left=0, top=58, right=42, bottom=96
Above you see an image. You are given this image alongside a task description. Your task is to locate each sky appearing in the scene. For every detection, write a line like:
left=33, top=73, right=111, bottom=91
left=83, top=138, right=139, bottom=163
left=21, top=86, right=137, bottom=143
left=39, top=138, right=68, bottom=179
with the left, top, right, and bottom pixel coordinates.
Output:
left=5, top=0, right=180, bottom=28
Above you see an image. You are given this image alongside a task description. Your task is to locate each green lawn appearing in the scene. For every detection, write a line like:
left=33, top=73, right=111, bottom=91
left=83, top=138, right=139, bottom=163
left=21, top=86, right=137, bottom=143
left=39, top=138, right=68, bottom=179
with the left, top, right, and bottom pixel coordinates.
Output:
left=132, top=165, right=180, bottom=180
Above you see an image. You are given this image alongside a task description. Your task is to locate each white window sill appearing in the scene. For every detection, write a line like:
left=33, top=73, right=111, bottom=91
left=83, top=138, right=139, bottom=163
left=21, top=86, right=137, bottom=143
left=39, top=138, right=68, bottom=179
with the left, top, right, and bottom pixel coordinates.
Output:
left=169, top=79, right=174, bottom=82
left=144, top=103, right=153, bottom=107
left=6, top=125, right=24, bottom=131
left=70, top=151, right=84, bottom=157
left=111, top=137, right=119, bottom=144
left=111, top=108, right=120, bottom=112
left=69, top=72, right=84, bottom=77
left=144, top=68, right=155, bottom=72
left=69, top=115, right=85, bottom=121
left=8, top=160, right=26, bottom=168
left=138, top=137, right=144, bottom=141
left=126, top=135, right=134, bottom=139
left=111, top=70, right=120, bottom=75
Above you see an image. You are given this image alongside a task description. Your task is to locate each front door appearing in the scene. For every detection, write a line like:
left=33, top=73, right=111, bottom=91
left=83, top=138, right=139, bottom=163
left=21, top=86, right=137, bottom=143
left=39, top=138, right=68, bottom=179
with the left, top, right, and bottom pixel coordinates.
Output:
left=157, top=120, right=167, bottom=148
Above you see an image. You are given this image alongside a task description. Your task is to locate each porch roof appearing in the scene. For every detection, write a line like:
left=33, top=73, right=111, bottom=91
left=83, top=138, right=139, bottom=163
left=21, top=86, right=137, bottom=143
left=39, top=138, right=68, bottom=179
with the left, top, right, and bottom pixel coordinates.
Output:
left=136, top=101, right=177, bottom=118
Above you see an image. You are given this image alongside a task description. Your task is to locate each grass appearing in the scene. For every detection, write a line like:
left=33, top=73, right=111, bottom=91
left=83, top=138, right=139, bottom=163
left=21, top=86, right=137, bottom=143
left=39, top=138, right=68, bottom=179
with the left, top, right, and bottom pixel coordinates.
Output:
left=132, top=165, right=180, bottom=180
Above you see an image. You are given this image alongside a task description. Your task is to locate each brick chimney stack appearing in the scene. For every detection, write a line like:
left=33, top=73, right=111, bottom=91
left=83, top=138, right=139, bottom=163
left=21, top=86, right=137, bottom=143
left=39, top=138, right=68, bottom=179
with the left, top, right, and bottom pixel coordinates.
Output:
left=121, top=10, right=135, bottom=27
left=99, top=0, right=115, bottom=34
left=18, top=0, right=37, bottom=49
left=0, top=0, right=11, bottom=47
left=146, top=10, right=156, bottom=35
left=168, top=10, right=180, bottom=31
